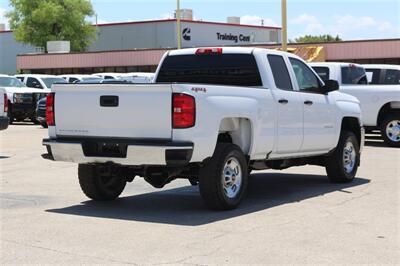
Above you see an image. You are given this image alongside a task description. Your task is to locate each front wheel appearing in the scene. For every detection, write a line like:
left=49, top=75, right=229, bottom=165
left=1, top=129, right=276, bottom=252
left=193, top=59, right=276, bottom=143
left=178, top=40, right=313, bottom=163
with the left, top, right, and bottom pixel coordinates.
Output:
left=380, top=113, right=400, bottom=147
left=78, top=164, right=126, bottom=201
left=325, top=131, right=360, bottom=183
left=199, top=143, right=248, bottom=210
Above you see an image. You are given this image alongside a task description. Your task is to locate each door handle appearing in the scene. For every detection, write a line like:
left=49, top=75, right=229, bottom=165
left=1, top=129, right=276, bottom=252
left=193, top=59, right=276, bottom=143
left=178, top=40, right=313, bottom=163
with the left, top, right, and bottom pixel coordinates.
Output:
left=304, top=100, right=313, bottom=105
left=100, top=95, right=119, bottom=107
left=278, top=99, right=288, bottom=104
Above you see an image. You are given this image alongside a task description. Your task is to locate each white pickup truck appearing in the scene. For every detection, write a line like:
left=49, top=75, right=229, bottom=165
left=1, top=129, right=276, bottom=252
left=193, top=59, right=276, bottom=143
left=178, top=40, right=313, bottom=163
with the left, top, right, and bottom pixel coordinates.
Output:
left=0, top=75, right=48, bottom=124
left=310, top=62, right=400, bottom=147
left=0, top=88, right=9, bottom=130
left=43, top=47, right=364, bottom=210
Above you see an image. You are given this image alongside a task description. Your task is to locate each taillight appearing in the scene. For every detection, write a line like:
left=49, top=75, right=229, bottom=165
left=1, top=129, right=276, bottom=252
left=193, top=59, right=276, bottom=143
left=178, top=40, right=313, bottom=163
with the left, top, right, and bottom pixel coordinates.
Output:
left=195, top=48, right=222, bottom=55
left=46, top=93, right=55, bottom=126
left=3, top=94, right=8, bottom=113
left=172, top=93, right=195, bottom=128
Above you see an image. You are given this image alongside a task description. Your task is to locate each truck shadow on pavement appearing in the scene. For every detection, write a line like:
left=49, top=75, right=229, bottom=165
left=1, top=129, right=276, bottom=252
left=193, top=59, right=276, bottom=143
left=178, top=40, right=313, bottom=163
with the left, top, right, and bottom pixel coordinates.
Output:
left=47, top=173, right=369, bottom=226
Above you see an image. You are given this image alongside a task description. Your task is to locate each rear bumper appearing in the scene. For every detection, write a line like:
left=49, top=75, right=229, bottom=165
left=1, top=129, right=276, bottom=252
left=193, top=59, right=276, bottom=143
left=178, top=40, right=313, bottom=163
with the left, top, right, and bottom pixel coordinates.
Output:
left=42, top=138, right=193, bottom=166
left=0, top=116, right=9, bottom=130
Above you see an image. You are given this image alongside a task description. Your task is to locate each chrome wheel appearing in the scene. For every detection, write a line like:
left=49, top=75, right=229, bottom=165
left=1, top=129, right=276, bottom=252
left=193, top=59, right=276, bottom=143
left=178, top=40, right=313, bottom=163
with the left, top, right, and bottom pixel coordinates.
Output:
left=221, top=157, right=242, bottom=199
left=343, top=141, right=356, bottom=174
left=385, top=120, right=400, bottom=142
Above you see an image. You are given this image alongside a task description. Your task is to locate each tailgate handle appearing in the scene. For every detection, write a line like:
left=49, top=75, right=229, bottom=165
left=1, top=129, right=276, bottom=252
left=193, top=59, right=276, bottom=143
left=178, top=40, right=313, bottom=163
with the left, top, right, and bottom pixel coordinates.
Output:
left=100, top=96, right=119, bottom=107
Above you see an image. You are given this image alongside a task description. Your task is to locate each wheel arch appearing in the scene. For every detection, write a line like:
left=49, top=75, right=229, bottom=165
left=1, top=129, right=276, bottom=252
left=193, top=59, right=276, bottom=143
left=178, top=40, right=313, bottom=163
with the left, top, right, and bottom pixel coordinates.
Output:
left=341, top=117, right=362, bottom=146
left=377, top=102, right=400, bottom=126
left=216, top=117, right=253, bottom=156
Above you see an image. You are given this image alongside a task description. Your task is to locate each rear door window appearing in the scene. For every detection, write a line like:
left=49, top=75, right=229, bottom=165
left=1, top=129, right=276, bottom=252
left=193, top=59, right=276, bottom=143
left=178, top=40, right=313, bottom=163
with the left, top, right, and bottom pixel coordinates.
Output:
left=384, top=69, right=400, bottom=84
left=312, top=66, right=330, bottom=82
left=26, top=77, right=42, bottom=88
left=267, top=54, right=293, bottom=90
left=341, top=66, right=368, bottom=84
left=156, top=54, right=262, bottom=86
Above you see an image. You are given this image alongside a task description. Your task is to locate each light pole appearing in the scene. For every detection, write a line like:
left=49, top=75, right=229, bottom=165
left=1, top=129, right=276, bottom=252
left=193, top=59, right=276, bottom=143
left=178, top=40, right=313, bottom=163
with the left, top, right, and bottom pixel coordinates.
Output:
left=281, top=0, right=287, bottom=51
left=176, top=0, right=182, bottom=49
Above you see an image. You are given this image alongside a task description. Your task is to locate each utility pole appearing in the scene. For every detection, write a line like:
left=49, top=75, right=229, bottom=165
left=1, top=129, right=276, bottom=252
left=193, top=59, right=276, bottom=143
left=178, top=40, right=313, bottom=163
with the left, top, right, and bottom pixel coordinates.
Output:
left=176, top=0, right=182, bottom=49
left=281, top=0, right=287, bottom=51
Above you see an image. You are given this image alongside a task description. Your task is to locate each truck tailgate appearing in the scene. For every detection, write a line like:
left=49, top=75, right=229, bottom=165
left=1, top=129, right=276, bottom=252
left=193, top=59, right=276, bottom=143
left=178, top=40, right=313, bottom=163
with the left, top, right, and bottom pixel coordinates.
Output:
left=53, top=84, right=172, bottom=139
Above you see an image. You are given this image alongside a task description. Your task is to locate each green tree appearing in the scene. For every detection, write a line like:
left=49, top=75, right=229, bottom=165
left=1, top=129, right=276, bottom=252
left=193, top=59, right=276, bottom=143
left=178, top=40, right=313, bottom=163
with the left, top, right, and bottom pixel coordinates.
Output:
left=6, top=0, right=96, bottom=52
left=292, top=34, right=343, bottom=43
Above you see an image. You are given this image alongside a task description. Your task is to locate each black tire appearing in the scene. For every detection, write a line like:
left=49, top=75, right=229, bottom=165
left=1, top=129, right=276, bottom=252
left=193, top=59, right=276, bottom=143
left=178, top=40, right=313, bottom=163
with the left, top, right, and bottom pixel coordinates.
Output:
left=380, top=113, right=400, bottom=147
left=199, top=143, right=248, bottom=210
left=7, top=103, right=13, bottom=125
left=78, top=164, right=126, bottom=201
left=31, top=118, right=40, bottom=125
left=325, top=131, right=359, bottom=183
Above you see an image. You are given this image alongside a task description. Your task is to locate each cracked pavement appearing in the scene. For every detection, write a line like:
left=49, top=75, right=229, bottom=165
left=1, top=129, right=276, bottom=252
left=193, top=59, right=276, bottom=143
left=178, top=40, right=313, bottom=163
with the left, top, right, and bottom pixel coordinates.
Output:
left=1, top=125, right=399, bottom=265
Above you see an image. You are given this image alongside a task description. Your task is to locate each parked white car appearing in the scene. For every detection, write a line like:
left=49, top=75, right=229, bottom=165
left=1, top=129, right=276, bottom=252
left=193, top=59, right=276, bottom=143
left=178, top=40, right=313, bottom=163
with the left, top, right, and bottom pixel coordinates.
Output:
left=310, top=62, right=400, bottom=147
left=0, top=74, right=47, bottom=124
left=0, top=88, right=9, bottom=130
left=92, top=73, right=122, bottom=80
left=43, top=47, right=364, bottom=210
left=119, top=72, right=155, bottom=83
left=59, top=74, right=103, bottom=83
left=15, top=74, right=67, bottom=92
left=363, top=64, right=400, bottom=85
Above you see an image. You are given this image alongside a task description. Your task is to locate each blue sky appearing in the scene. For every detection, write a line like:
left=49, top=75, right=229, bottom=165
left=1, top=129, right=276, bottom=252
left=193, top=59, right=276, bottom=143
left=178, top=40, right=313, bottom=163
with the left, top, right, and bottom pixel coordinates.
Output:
left=1, top=0, right=399, bottom=40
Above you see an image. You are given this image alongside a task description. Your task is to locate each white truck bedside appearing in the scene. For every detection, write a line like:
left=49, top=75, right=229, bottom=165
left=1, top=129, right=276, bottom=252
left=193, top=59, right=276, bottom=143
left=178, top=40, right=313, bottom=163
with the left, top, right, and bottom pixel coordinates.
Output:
left=43, top=47, right=364, bottom=210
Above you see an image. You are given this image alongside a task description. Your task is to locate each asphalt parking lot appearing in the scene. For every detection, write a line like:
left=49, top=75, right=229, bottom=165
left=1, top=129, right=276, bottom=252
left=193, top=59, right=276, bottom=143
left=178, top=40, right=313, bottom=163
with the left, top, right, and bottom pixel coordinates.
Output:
left=1, top=124, right=399, bottom=265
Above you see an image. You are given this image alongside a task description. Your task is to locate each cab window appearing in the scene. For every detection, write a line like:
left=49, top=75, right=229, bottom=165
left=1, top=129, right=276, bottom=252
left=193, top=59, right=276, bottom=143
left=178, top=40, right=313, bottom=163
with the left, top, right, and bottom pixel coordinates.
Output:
left=289, top=58, right=321, bottom=92
left=384, top=69, right=400, bottom=84
left=267, top=54, right=293, bottom=91
left=365, top=69, right=381, bottom=84
left=341, top=66, right=368, bottom=84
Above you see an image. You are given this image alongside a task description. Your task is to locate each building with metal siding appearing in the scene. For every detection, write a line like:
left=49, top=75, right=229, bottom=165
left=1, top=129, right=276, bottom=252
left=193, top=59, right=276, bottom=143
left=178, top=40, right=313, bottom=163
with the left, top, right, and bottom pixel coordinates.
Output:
left=0, top=19, right=281, bottom=74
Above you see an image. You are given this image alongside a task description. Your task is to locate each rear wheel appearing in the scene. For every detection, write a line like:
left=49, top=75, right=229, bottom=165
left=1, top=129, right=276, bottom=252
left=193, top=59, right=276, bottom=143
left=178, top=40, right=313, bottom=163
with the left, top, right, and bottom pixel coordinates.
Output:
left=325, top=131, right=359, bottom=183
left=199, top=143, right=248, bottom=210
left=78, top=164, right=126, bottom=201
left=380, top=113, right=400, bottom=147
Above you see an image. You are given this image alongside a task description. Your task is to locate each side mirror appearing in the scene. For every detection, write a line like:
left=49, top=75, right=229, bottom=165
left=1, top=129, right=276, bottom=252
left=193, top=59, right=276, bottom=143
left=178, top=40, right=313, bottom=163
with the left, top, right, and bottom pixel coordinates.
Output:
left=324, top=79, right=339, bottom=93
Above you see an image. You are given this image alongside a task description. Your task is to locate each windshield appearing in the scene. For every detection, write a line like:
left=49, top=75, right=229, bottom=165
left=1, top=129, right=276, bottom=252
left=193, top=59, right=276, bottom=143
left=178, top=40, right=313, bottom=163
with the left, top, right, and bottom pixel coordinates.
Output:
left=42, top=77, right=67, bottom=88
left=0, top=77, right=27, bottom=87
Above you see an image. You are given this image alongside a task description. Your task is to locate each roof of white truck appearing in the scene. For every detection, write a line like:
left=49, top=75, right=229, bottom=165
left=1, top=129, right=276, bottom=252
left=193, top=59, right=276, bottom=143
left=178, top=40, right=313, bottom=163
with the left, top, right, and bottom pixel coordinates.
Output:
left=15, top=74, right=59, bottom=78
left=363, top=64, right=400, bottom=70
left=309, top=62, right=364, bottom=68
left=167, top=47, right=305, bottom=60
